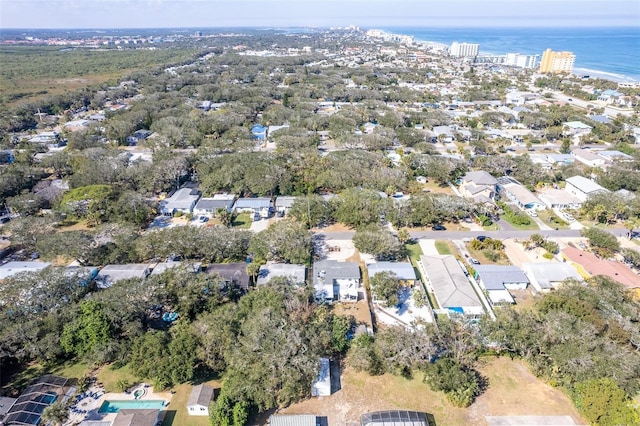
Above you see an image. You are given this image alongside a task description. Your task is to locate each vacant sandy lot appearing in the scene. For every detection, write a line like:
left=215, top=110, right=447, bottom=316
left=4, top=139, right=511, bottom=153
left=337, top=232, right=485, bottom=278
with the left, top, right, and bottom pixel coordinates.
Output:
left=278, top=357, right=584, bottom=426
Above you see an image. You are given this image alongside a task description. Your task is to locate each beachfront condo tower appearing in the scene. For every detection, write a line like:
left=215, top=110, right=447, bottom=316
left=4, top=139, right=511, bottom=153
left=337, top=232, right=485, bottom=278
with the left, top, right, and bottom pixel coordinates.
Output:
left=539, top=48, right=575, bottom=73
left=449, top=41, right=479, bottom=57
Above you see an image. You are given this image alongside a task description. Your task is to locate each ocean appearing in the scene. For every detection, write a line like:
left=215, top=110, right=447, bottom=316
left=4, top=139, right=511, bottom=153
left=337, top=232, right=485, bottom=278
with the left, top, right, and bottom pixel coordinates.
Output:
left=383, top=27, right=640, bottom=82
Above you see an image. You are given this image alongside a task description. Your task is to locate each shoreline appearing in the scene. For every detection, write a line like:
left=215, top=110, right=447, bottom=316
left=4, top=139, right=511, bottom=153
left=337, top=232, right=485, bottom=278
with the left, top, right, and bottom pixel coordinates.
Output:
left=382, top=28, right=640, bottom=84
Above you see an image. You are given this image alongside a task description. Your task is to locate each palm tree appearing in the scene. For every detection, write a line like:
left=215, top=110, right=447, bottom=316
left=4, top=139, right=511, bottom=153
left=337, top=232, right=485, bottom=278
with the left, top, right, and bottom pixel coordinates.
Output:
left=41, top=401, right=68, bottom=426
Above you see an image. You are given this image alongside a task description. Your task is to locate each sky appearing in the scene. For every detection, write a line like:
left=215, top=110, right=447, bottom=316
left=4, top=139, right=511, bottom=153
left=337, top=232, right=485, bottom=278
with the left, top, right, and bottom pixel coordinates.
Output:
left=1, top=0, right=639, bottom=29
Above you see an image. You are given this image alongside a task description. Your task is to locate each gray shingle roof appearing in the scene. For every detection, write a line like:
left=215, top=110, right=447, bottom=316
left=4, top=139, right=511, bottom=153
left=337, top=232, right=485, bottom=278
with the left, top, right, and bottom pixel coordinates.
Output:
left=421, top=255, right=482, bottom=309
left=474, top=265, right=529, bottom=290
left=187, top=384, right=215, bottom=407
left=367, top=262, right=417, bottom=281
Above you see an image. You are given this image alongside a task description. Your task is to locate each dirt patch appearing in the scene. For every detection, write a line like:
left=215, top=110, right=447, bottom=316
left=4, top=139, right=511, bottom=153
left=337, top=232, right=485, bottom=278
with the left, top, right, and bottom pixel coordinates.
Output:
left=278, top=357, right=583, bottom=426
left=313, top=223, right=354, bottom=233
left=333, top=300, right=373, bottom=329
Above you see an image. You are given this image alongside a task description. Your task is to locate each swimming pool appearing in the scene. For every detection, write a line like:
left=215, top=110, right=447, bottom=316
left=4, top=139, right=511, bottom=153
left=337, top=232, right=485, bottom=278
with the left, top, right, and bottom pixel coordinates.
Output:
left=98, top=400, right=166, bottom=413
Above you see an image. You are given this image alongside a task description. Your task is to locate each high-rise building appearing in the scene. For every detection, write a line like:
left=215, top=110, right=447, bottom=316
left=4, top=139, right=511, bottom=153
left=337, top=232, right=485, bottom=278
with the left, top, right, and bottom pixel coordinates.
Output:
left=505, top=53, right=540, bottom=69
left=539, top=48, right=575, bottom=73
left=449, top=41, right=479, bottom=58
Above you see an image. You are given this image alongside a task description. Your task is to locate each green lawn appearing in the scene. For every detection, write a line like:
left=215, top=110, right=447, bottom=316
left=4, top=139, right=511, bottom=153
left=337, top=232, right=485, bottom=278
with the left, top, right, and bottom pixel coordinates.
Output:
left=96, top=364, right=139, bottom=392
left=434, top=240, right=453, bottom=255
left=538, top=209, right=569, bottom=230
left=405, top=241, right=423, bottom=264
left=162, top=381, right=219, bottom=426
left=232, top=213, right=252, bottom=229
left=501, top=215, right=540, bottom=231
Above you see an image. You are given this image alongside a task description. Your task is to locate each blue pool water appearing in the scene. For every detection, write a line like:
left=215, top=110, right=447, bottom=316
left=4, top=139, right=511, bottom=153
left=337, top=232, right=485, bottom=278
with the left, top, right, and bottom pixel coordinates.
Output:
left=98, top=400, right=165, bottom=413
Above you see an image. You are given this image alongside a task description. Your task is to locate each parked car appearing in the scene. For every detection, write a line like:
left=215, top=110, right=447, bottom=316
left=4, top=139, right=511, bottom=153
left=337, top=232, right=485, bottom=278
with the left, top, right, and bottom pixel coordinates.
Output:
left=469, top=258, right=480, bottom=265
left=199, top=216, right=209, bottom=223
left=476, top=235, right=487, bottom=242
left=527, top=210, right=538, bottom=217
left=432, top=224, right=446, bottom=231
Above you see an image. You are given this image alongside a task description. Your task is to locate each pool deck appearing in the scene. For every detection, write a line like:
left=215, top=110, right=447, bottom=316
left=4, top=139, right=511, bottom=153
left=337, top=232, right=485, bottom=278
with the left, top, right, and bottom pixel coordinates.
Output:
left=65, top=384, right=172, bottom=425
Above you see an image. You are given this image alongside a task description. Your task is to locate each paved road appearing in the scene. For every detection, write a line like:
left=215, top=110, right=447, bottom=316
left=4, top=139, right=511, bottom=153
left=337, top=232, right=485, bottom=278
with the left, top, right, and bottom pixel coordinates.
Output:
left=317, top=229, right=582, bottom=240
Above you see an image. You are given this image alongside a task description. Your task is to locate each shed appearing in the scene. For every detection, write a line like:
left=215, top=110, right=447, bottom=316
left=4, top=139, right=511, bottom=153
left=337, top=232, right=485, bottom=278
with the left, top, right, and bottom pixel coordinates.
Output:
left=270, top=415, right=318, bottom=426
left=311, top=358, right=331, bottom=396
left=187, top=384, right=216, bottom=416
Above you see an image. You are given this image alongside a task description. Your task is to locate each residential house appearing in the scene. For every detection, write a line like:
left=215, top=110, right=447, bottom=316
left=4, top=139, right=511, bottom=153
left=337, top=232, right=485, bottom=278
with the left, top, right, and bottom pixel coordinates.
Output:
left=187, top=384, right=216, bottom=416
left=96, top=264, right=153, bottom=289
left=546, top=154, right=574, bottom=165
left=367, top=261, right=417, bottom=286
left=538, top=189, right=583, bottom=210
left=193, top=194, right=235, bottom=217
left=151, top=261, right=201, bottom=276
left=419, top=255, right=484, bottom=317
left=500, top=182, right=545, bottom=211
left=204, top=263, right=250, bottom=292
left=3, top=375, right=70, bottom=426
left=311, top=358, right=331, bottom=396
left=233, top=197, right=273, bottom=217
left=571, top=148, right=607, bottom=167
left=459, top=171, right=498, bottom=202
left=159, top=188, right=201, bottom=216
left=432, top=125, right=454, bottom=142
left=313, top=259, right=361, bottom=303
left=474, top=265, right=530, bottom=304
left=63, top=119, right=90, bottom=131
left=125, top=129, right=152, bottom=145
left=597, top=150, right=634, bottom=162
left=28, top=131, right=60, bottom=145
left=563, top=121, right=592, bottom=137
left=256, top=263, right=306, bottom=286
left=0, top=150, right=14, bottom=164
left=251, top=124, right=267, bottom=140
left=588, top=115, right=611, bottom=124
left=112, top=409, right=160, bottom=426
left=564, top=176, right=608, bottom=202
left=597, top=89, right=623, bottom=104
left=561, top=246, right=639, bottom=289
left=522, top=262, right=582, bottom=293
left=0, top=261, right=51, bottom=281
left=275, top=196, right=297, bottom=216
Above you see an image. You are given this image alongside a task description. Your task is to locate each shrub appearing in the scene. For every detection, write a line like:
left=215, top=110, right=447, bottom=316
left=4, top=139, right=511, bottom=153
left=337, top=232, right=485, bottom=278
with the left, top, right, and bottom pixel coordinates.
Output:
left=478, top=214, right=493, bottom=226
left=542, top=252, right=554, bottom=260
left=483, top=250, right=500, bottom=262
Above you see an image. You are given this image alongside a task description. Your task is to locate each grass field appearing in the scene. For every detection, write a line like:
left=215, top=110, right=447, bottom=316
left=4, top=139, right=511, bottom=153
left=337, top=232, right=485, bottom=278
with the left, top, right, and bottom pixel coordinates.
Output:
left=279, top=357, right=584, bottom=425
left=538, top=209, right=570, bottom=230
left=232, top=213, right=252, bottom=229
left=434, top=240, right=454, bottom=255
left=162, top=380, right=220, bottom=426
left=0, top=46, right=196, bottom=106
left=96, top=364, right=139, bottom=393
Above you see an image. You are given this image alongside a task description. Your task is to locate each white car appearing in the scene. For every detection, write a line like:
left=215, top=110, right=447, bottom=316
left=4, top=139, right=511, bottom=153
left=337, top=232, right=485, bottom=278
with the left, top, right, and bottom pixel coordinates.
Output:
left=527, top=210, right=538, bottom=217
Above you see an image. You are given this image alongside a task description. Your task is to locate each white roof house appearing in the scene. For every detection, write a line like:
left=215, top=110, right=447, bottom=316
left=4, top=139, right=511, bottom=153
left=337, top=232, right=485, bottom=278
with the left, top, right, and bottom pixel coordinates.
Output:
left=563, top=121, right=592, bottom=136
left=474, top=265, right=529, bottom=305
left=159, top=188, right=201, bottom=215
left=186, top=384, right=216, bottom=416
left=311, top=358, right=331, bottom=396
left=571, top=149, right=607, bottom=167
left=538, top=189, right=583, bottom=210
left=522, top=262, right=582, bottom=293
left=270, top=415, right=318, bottom=426
left=313, top=259, right=361, bottom=303
left=367, top=261, right=417, bottom=284
left=564, top=176, right=608, bottom=202
left=96, top=264, right=153, bottom=288
left=256, top=263, right=306, bottom=286
left=419, top=255, right=484, bottom=316
left=0, top=261, right=51, bottom=280
left=193, top=197, right=235, bottom=216
left=233, top=197, right=272, bottom=212
left=501, top=182, right=545, bottom=211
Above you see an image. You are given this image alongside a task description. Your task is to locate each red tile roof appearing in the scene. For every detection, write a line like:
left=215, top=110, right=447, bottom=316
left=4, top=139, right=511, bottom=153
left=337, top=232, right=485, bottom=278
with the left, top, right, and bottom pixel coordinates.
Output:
left=562, top=246, right=640, bottom=289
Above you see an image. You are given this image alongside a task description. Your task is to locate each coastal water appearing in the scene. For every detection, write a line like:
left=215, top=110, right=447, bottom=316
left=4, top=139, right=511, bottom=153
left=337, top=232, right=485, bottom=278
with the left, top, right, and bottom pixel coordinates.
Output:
left=384, top=27, right=640, bottom=82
